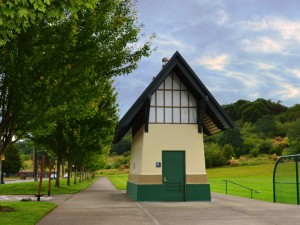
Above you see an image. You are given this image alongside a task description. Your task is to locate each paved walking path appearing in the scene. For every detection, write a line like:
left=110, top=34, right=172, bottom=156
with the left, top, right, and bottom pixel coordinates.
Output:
left=37, top=177, right=300, bottom=225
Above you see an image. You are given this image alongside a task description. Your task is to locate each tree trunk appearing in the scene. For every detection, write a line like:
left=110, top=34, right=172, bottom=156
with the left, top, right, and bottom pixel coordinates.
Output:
left=79, top=167, right=82, bottom=183
left=33, top=147, right=38, bottom=181
left=0, top=158, right=4, bottom=184
left=55, top=158, right=61, bottom=187
left=67, top=162, right=71, bottom=186
left=61, top=164, right=64, bottom=178
left=74, top=167, right=77, bottom=184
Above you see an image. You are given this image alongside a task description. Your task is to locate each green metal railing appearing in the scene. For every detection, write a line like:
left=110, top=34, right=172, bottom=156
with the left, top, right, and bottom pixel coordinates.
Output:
left=223, top=180, right=260, bottom=199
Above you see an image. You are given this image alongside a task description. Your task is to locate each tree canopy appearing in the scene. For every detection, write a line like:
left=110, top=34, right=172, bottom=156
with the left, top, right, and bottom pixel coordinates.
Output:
left=0, top=0, right=153, bottom=183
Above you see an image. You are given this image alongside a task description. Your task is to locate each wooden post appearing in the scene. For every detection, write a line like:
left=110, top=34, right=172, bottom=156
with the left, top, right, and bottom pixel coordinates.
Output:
left=37, top=156, right=45, bottom=201
left=48, top=159, right=52, bottom=196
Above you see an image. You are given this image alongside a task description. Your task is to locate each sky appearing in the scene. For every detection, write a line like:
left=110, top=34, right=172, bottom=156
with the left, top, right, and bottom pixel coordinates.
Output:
left=114, top=0, right=300, bottom=117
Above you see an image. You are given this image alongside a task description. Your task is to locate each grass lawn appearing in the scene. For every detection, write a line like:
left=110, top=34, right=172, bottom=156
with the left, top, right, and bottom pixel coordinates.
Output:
left=107, top=164, right=277, bottom=202
left=207, top=163, right=275, bottom=202
left=0, top=178, right=96, bottom=225
left=0, top=202, right=56, bottom=225
left=0, top=178, right=94, bottom=195
left=108, top=175, right=128, bottom=190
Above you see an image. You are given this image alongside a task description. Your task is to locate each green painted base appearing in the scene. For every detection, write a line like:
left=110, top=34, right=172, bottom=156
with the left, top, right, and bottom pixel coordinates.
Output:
left=186, top=184, right=211, bottom=201
left=127, top=181, right=162, bottom=201
left=127, top=181, right=211, bottom=202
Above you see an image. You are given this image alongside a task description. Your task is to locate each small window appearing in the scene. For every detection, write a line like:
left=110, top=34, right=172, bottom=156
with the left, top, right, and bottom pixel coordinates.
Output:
left=189, top=108, right=197, bottom=123
left=165, top=75, right=172, bottom=89
left=173, top=91, right=180, bottom=106
left=181, top=108, right=189, bottom=123
left=149, top=107, right=156, bottom=123
left=173, top=108, right=180, bottom=123
left=165, top=91, right=172, bottom=106
left=173, top=74, right=180, bottom=89
left=165, top=108, right=172, bottom=123
left=189, top=94, right=196, bottom=107
left=157, top=90, right=164, bottom=106
left=181, top=91, right=189, bottom=107
left=157, top=108, right=164, bottom=123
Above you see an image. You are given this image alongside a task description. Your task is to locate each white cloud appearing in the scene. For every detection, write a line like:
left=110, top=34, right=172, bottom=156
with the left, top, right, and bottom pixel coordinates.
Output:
left=241, top=36, right=285, bottom=53
left=256, top=63, right=275, bottom=70
left=273, top=82, right=300, bottom=100
left=290, top=69, right=300, bottom=79
left=197, top=54, right=230, bottom=71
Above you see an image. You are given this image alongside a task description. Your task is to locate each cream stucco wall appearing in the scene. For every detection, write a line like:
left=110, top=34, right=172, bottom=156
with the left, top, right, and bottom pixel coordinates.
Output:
left=130, top=124, right=206, bottom=176
left=130, top=126, right=144, bottom=175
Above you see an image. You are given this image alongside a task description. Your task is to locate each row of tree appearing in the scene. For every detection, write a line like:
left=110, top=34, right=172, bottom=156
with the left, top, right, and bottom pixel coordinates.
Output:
left=0, top=0, right=153, bottom=185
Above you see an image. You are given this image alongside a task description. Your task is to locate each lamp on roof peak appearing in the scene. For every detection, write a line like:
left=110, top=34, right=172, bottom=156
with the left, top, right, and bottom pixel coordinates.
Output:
left=162, top=57, right=169, bottom=68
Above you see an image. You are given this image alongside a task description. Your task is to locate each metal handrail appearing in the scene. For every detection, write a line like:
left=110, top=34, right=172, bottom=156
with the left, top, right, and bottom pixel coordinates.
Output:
left=223, top=180, right=260, bottom=199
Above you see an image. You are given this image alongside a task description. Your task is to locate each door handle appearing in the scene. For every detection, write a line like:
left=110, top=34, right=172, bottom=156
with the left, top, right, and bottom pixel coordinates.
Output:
left=163, top=177, right=167, bottom=182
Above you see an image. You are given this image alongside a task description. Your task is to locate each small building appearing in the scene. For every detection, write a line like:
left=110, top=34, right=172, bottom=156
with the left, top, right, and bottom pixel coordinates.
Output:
left=114, top=51, right=234, bottom=201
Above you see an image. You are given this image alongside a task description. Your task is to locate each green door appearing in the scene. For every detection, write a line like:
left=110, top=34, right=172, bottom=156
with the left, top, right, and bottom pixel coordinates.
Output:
left=162, top=151, right=185, bottom=201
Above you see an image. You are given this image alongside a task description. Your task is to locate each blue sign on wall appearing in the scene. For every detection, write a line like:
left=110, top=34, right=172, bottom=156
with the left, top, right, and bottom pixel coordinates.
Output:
left=156, top=162, right=161, bottom=168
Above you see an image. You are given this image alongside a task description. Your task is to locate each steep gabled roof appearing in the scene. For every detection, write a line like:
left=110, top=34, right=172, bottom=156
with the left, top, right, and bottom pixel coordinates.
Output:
left=114, top=51, right=234, bottom=143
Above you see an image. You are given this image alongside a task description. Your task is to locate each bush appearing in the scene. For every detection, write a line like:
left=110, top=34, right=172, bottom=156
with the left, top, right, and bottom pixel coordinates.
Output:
left=205, top=144, right=226, bottom=168
left=222, top=144, right=235, bottom=160
left=259, top=140, right=273, bottom=154
left=250, top=148, right=259, bottom=157
left=270, top=153, right=279, bottom=161
left=269, top=146, right=283, bottom=156
left=228, top=157, right=240, bottom=166
left=113, top=152, right=131, bottom=169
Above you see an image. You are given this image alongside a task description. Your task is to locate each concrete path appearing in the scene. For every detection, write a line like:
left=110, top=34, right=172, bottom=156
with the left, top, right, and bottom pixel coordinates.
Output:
left=37, top=177, right=300, bottom=225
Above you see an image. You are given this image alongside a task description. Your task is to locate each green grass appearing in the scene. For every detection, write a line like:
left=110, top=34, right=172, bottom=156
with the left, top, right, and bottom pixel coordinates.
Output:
left=0, top=178, right=95, bottom=225
left=0, top=178, right=94, bottom=195
left=108, top=175, right=128, bottom=190
left=0, top=201, right=56, bottom=225
left=207, top=163, right=275, bottom=202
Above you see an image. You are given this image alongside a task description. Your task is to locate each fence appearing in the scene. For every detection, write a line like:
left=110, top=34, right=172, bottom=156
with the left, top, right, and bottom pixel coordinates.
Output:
left=273, top=154, right=300, bottom=205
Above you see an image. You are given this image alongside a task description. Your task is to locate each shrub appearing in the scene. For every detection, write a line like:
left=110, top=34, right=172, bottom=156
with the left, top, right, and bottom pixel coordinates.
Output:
left=228, top=157, right=240, bottom=166
left=269, top=146, right=283, bottom=156
left=259, top=140, right=273, bottom=154
left=222, top=144, right=235, bottom=160
left=205, top=144, right=226, bottom=168
left=250, top=148, right=260, bottom=157
left=270, top=153, right=279, bottom=161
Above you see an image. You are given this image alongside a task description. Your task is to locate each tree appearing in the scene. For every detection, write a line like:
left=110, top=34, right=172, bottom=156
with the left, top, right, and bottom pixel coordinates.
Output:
left=0, top=0, right=99, bottom=45
left=254, top=115, right=278, bottom=137
left=111, top=132, right=131, bottom=155
left=0, top=0, right=153, bottom=183
left=218, top=128, right=245, bottom=157
left=287, top=120, right=300, bottom=154
left=2, top=144, right=22, bottom=177
left=242, top=101, right=269, bottom=123
left=223, top=99, right=250, bottom=121
left=222, top=144, right=235, bottom=160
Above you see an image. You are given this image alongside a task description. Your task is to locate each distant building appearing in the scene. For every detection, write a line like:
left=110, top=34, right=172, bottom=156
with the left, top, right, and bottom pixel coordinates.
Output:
left=114, top=51, right=234, bottom=201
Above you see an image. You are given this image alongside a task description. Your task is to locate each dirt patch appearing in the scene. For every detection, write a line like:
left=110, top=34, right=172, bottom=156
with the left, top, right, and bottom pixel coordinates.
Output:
left=0, top=205, right=15, bottom=212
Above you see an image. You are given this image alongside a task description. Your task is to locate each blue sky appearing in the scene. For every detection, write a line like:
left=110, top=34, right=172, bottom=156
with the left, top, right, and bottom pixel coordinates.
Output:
left=114, top=0, right=300, bottom=117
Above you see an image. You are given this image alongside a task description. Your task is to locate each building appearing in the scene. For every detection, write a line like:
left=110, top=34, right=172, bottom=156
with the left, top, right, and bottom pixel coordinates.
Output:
left=114, top=51, right=234, bottom=201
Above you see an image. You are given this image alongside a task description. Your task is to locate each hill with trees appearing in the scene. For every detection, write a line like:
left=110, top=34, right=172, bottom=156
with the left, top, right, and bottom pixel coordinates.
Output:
left=204, top=98, right=300, bottom=168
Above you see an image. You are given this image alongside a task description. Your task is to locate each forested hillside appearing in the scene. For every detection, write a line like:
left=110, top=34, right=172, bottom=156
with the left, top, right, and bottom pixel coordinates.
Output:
left=205, top=98, right=300, bottom=167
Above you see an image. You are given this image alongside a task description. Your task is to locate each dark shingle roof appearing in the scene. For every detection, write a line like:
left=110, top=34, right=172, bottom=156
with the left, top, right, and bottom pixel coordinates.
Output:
left=113, top=51, right=234, bottom=143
